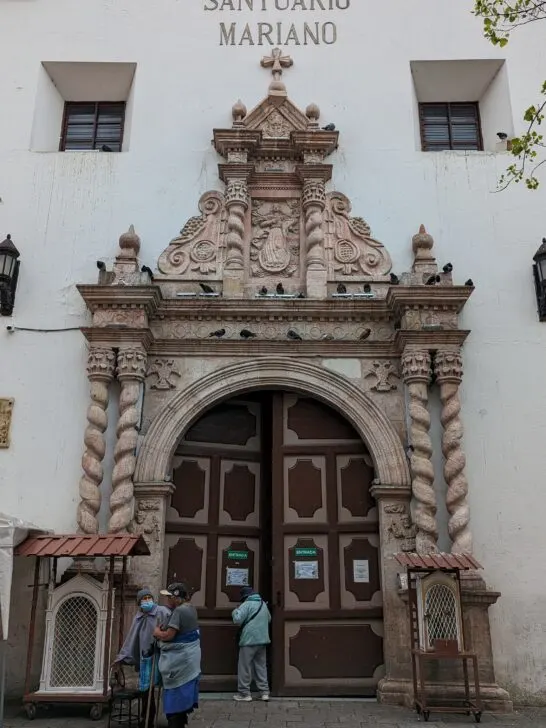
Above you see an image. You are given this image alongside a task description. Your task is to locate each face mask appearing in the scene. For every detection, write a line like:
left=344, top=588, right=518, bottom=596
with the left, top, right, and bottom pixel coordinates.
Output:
left=140, top=601, right=155, bottom=612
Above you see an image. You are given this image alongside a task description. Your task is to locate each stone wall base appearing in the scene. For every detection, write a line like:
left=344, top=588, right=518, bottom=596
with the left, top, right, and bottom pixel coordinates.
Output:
left=378, top=677, right=513, bottom=712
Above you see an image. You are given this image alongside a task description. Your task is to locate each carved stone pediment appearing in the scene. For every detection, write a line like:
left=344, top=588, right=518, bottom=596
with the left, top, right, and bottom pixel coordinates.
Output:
left=244, top=97, right=309, bottom=139
left=154, top=49, right=394, bottom=298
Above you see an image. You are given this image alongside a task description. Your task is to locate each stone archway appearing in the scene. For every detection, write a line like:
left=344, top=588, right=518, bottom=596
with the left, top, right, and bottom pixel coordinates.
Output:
left=134, top=357, right=412, bottom=699
left=135, top=356, right=410, bottom=488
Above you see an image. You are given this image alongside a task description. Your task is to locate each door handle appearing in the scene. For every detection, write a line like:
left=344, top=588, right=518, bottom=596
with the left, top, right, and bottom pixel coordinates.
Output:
left=276, top=591, right=282, bottom=608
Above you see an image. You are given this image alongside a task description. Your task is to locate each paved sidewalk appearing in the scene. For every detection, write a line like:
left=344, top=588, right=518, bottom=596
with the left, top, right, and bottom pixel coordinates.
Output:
left=4, top=698, right=546, bottom=728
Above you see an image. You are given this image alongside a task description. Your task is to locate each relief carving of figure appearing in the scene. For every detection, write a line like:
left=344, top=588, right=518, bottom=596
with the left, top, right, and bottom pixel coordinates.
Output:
left=250, top=200, right=300, bottom=277
left=389, top=514, right=418, bottom=552
left=324, top=192, right=392, bottom=278
left=157, top=191, right=227, bottom=277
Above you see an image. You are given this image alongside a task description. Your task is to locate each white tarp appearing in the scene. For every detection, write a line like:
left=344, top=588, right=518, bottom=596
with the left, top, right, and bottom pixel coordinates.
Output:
left=0, top=513, right=48, bottom=640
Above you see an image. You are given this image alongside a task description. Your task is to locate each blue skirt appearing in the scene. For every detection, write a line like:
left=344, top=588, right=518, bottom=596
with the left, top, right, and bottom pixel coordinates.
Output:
left=163, top=676, right=200, bottom=716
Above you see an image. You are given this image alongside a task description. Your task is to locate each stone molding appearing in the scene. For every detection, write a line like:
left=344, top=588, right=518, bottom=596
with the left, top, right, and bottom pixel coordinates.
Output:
left=134, top=357, right=411, bottom=490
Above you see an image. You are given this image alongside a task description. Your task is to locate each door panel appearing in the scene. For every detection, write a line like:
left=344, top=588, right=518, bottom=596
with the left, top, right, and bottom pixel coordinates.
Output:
left=272, top=393, right=384, bottom=696
left=165, top=398, right=265, bottom=692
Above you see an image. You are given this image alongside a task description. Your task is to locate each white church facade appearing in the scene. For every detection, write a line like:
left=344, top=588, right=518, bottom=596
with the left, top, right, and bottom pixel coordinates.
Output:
left=1, top=0, right=546, bottom=707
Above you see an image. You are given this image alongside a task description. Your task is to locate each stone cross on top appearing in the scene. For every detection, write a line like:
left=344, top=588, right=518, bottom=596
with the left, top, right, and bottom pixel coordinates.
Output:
left=261, top=48, right=293, bottom=97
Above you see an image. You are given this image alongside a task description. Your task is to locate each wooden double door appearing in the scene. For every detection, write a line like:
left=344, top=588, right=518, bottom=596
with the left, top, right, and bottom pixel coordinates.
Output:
left=165, top=391, right=384, bottom=696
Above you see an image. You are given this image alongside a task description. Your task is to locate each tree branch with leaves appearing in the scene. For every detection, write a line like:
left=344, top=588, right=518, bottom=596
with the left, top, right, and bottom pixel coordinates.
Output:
left=473, top=0, right=546, bottom=189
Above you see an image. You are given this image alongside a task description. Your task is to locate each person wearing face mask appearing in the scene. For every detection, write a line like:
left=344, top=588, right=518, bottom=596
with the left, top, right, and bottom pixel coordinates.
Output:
left=153, top=583, right=201, bottom=728
left=115, top=587, right=171, bottom=728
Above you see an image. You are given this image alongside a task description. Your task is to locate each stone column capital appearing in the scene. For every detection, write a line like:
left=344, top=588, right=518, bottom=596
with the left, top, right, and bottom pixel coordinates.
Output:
left=301, top=178, right=326, bottom=211
left=401, top=349, right=432, bottom=384
left=116, top=348, right=147, bottom=382
left=434, top=349, right=463, bottom=384
left=86, top=347, right=116, bottom=382
left=225, top=178, right=249, bottom=209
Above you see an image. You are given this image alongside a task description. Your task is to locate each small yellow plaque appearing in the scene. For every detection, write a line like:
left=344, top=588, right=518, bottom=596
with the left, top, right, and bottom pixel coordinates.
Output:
left=0, top=398, right=14, bottom=448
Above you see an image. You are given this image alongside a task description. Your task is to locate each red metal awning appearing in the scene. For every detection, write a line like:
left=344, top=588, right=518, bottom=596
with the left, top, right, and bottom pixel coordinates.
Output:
left=15, top=534, right=150, bottom=558
left=393, top=552, right=482, bottom=570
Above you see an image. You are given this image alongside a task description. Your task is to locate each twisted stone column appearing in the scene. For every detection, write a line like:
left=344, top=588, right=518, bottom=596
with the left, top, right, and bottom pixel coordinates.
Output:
left=109, top=348, right=147, bottom=533
left=401, top=350, right=437, bottom=553
left=302, top=179, right=327, bottom=271
left=434, top=350, right=472, bottom=554
left=77, top=348, right=116, bottom=534
left=224, top=178, right=248, bottom=271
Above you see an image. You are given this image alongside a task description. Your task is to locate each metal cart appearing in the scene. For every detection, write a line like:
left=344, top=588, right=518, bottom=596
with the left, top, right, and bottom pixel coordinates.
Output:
left=394, top=552, right=483, bottom=723
left=15, top=534, right=149, bottom=721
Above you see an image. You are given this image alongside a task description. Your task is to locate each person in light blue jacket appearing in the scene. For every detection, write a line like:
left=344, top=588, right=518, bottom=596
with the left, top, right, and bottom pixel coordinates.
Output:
left=231, top=587, right=271, bottom=702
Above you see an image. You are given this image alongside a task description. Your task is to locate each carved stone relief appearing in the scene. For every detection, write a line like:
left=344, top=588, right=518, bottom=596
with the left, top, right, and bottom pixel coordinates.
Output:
left=147, top=359, right=181, bottom=390
left=262, top=109, right=293, bottom=138
left=135, top=499, right=161, bottom=544
left=158, top=191, right=227, bottom=277
left=151, top=319, right=389, bottom=341
left=403, top=309, right=459, bottom=331
left=365, top=361, right=399, bottom=392
left=250, top=200, right=300, bottom=278
left=324, top=193, right=392, bottom=278
left=387, top=506, right=418, bottom=552
left=0, top=398, right=14, bottom=448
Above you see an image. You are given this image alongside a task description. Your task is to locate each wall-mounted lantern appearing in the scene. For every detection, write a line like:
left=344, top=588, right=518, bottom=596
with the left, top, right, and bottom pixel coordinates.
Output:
left=0, top=234, right=21, bottom=316
left=533, top=238, right=546, bottom=322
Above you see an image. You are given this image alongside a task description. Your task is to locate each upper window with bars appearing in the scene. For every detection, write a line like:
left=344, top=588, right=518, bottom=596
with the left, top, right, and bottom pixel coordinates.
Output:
left=419, top=102, right=483, bottom=152
left=60, top=102, right=126, bottom=152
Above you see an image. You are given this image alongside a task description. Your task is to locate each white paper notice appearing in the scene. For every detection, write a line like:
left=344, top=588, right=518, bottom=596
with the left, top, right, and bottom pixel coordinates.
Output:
left=294, top=560, right=319, bottom=580
left=226, top=568, right=249, bottom=587
left=353, top=559, right=370, bottom=583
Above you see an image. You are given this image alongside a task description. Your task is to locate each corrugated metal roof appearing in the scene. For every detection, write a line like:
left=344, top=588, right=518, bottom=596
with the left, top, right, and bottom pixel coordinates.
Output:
left=15, top=534, right=150, bottom=557
left=393, top=552, right=482, bottom=570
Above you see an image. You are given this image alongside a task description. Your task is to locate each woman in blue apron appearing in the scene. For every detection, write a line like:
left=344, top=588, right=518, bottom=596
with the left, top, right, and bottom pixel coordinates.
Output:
left=153, top=582, right=201, bottom=728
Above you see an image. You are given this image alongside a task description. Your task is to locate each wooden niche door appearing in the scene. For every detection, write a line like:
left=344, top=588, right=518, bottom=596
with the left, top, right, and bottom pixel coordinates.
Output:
left=164, top=396, right=268, bottom=692
left=270, top=393, right=384, bottom=697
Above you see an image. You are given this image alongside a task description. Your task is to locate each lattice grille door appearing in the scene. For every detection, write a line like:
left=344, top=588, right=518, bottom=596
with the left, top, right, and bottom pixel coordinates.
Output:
left=424, top=584, right=458, bottom=644
left=50, top=596, right=98, bottom=688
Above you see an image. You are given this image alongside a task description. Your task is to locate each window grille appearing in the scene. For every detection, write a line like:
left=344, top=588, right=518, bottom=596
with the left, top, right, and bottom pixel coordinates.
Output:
left=60, top=102, right=125, bottom=151
left=50, top=596, right=98, bottom=688
left=419, top=102, right=483, bottom=151
left=424, top=583, right=458, bottom=644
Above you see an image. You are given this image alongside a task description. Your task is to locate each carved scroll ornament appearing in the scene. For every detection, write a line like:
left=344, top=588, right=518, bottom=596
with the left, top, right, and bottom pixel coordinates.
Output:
left=324, top=192, right=392, bottom=277
left=158, top=191, right=226, bottom=277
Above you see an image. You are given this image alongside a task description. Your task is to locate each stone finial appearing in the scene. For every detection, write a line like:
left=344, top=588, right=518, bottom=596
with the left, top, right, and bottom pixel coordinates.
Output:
left=261, top=48, right=293, bottom=97
left=306, top=103, right=320, bottom=129
left=114, top=225, right=141, bottom=275
left=232, top=99, right=247, bottom=127
left=411, top=224, right=437, bottom=276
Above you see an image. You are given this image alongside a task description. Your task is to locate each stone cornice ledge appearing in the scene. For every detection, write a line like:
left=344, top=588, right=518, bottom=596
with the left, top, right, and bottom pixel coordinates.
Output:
left=387, top=286, right=474, bottom=314
left=77, top=285, right=163, bottom=315
left=134, top=482, right=175, bottom=498
left=155, top=297, right=392, bottom=321
left=82, top=327, right=154, bottom=349
left=150, top=340, right=397, bottom=357
left=371, top=484, right=411, bottom=500
left=395, top=330, right=470, bottom=351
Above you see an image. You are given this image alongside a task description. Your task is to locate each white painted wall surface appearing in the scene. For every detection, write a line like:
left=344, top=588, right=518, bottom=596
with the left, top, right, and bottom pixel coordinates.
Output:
left=0, top=0, right=545, bottom=702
